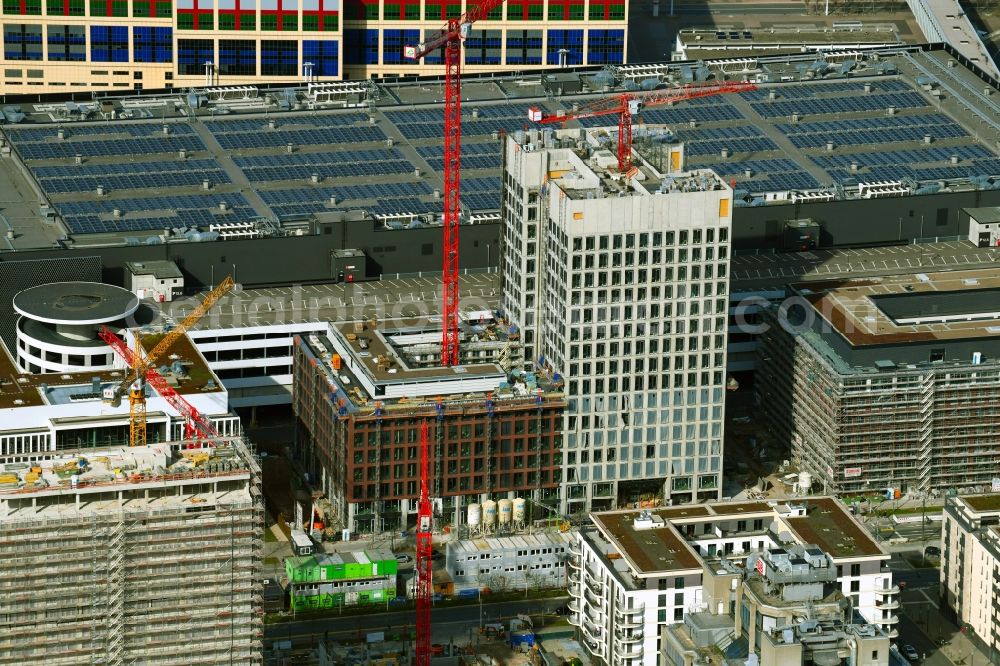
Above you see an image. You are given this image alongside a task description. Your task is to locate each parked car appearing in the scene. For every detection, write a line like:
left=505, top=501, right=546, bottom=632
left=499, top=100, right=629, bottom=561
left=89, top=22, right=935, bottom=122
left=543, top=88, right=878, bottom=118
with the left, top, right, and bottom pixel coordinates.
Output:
left=924, top=546, right=941, bottom=558
left=903, top=644, right=920, bottom=661
left=395, top=553, right=413, bottom=564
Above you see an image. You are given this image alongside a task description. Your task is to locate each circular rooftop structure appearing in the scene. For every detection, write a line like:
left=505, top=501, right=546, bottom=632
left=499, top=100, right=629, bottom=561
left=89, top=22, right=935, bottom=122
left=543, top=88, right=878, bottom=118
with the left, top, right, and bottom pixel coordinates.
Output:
left=13, top=282, right=139, bottom=325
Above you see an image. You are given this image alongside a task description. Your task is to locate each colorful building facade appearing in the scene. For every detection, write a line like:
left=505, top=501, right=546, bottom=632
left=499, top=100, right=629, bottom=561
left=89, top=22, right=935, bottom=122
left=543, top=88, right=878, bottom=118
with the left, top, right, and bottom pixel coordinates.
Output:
left=0, top=0, right=627, bottom=92
left=285, top=549, right=398, bottom=611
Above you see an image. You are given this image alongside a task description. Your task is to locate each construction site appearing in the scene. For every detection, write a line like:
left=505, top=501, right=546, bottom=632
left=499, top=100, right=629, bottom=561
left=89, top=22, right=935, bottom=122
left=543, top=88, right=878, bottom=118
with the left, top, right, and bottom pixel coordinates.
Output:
left=756, top=268, right=1000, bottom=498
left=292, top=312, right=567, bottom=534
left=0, top=437, right=263, bottom=665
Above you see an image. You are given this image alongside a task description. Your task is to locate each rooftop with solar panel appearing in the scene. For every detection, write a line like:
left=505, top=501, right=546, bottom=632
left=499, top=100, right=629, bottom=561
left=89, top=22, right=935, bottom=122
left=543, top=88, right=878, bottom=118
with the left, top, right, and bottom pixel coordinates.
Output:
left=2, top=45, right=1000, bottom=248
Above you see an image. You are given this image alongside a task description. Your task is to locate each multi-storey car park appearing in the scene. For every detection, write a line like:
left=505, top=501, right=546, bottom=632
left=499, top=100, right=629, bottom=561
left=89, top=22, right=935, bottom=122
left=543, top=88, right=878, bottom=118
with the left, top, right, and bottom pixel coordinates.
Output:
left=0, top=436, right=263, bottom=665
left=0, top=0, right=627, bottom=92
left=755, top=268, right=1000, bottom=498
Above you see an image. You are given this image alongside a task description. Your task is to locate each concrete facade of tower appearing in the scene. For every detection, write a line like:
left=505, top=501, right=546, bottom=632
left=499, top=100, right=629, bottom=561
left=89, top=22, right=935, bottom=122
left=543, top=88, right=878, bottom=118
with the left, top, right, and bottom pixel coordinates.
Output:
left=500, top=128, right=733, bottom=514
left=0, top=0, right=626, bottom=93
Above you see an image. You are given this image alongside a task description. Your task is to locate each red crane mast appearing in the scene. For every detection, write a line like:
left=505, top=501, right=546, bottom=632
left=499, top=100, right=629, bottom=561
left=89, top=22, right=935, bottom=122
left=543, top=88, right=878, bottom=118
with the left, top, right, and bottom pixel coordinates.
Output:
left=414, top=421, right=433, bottom=666
left=404, top=0, right=508, bottom=367
left=528, top=81, right=757, bottom=174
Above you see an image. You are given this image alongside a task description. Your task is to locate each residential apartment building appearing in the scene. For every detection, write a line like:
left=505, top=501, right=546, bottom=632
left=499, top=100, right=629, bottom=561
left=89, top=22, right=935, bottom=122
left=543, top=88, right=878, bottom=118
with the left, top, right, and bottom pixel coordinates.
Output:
left=0, top=0, right=627, bottom=92
left=756, top=269, right=1000, bottom=496
left=568, top=497, right=896, bottom=666
left=285, top=549, right=397, bottom=611
left=499, top=127, right=733, bottom=513
left=940, top=493, right=1000, bottom=657
left=0, top=437, right=263, bottom=665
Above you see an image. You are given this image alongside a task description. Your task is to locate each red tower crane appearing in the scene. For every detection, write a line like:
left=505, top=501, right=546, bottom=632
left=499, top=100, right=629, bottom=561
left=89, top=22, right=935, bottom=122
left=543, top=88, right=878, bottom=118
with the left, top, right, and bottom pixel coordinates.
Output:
left=403, top=0, right=508, bottom=367
left=414, top=421, right=433, bottom=666
left=528, top=81, right=757, bottom=174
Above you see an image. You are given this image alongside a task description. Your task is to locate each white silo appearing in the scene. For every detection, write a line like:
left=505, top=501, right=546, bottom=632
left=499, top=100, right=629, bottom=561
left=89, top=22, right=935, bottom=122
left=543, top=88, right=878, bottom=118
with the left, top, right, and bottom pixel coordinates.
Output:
left=482, top=500, right=497, bottom=533
left=498, top=498, right=513, bottom=529
left=468, top=503, right=482, bottom=534
left=512, top=497, right=526, bottom=529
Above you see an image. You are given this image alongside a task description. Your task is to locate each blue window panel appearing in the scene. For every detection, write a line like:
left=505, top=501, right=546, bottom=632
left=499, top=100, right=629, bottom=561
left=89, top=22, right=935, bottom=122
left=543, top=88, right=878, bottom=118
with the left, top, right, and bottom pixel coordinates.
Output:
left=587, top=29, right=623, bottom=64
left=303, top=39, right=339, bottom=76
left=133, top=26, right=172, bottom=63
left=382, top=29, right=419, bottom=64
left=90, top=25, right=129, bottom=62
left=177, top=38, right=214, bottom=75
left=344, top=28, right=378, bottom=65
left=260, top=39, right=297, bottom=76
left=546, top=29, right=582, bottom=66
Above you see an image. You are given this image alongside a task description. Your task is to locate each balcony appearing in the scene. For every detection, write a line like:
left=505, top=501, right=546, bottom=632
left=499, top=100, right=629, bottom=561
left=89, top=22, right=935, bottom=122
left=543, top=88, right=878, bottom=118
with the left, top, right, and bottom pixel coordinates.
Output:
left=586, top=606, right=604, bottom=625
left=875, top=583, right=900, bottom=595
left=568, top=582, right=584, bottom=599
left=875, top=598, right=900, bottom=611
left=615, top=630, right=644, bottom=644
left=567, top=600, right=583, bottom=614
left=886, top=627, right=899, bottom=639
left=568, top=572, right=581, bottom=586
left=584, top=586, right=605, bottom=607
left=568, top=555, right=582, bottom=570
left=880, top=615, right=900, bottom=625
left=616, top=644, right=643, bottom=659
left=586, top=577, right=604, bottom=594
left=568, top=540, right=582, bottom=557
left=582, top=621, right=605, bottom=646
left=615, top=606, right=644, bottom=628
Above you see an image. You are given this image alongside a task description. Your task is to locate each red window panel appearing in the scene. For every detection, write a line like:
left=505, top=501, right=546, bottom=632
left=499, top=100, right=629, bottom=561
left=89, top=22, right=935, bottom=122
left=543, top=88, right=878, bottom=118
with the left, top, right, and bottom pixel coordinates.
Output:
left=302, top=0, right=338, bottom=30
left=547, top=0, right=583, bottom=20
left=382, top=0, right=418, bottom=21
left=261, top=0, right=297, bottom=29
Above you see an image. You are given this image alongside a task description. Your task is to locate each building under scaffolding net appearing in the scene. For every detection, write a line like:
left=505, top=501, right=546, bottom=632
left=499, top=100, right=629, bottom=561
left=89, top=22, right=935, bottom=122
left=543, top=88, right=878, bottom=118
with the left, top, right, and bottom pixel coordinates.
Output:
left=0, top=437, right=263, bottom=665
left=756, top=269, right=1000, bottom=497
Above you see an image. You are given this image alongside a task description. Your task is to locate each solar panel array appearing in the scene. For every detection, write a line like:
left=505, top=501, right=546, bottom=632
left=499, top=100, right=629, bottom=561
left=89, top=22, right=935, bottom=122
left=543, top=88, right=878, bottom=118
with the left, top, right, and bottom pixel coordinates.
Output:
left=738, top=79, right=910, bottom=102
left=706, top=158, right=820, bottom=192
left=234, top=149, right=415, bottom=182
left=384, top=105, right=527, bottom=140
left=33, top=158, right=230, bottom=194
left=673, top=124, right=779, bottom=156
left=751, top=91, right=928, bottom=118
left=259, top=181, right=437, bottom=218
left=777, top=113, right=968, bottom=149
left=208, top=123, right=387, bottom=150
left=460, top=176, right=502, bottom=211
left=417, top=142, right=501, bottom=171
left=578, top=101, right=745, bottom=128
left=9, top=133, right=205, bottom=160
left=58, top=193, right=257, bottom=233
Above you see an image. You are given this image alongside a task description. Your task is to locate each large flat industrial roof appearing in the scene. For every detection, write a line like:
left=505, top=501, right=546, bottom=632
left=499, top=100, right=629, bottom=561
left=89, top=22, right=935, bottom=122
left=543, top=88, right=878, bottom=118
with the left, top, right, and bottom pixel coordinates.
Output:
left=792, top=267, right=1000, bottom=347
left=2, top=45, right=1000, bottom=247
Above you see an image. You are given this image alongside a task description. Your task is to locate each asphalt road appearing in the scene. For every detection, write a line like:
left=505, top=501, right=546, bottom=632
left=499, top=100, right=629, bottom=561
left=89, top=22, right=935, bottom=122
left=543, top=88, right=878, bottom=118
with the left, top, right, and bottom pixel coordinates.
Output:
left=264, top=596, right=569, bottom=644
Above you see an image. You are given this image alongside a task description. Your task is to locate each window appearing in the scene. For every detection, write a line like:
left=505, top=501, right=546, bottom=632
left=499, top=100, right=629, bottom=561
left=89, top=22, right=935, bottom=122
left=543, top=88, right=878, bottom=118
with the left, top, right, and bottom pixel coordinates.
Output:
left=674, top=577, right=684, bottom=589
left=47, top=25, right=84, bottom=60
left=176, top=0, right=213, bottom=28
left=423, top=0, right=460, bottom=20
left=382, top=29, right=420, bottom=65
left=218, top=39, right=255, bottom=75
left=177, top=38, right=213, bottom=75
left=850, top=580, right=860, bottom=593
left=302, top=39, right=338, bottom=76
left=547, top=0, right=582, bottom=20
left=260, top=39, right=297, bottom=75
left=506, top=0, right=541, bottom=19
left=381, top=0, right=417, bottom=20
left=218, top=0, right=255, bottom=29
left=588, top=0, right=624, bottom=19
left=261, top=0, right=296, bottom=29
left=133, top=26, right=172, bottom=62
left=463, top=28, right=501, bottom=65
left=587, top=29, right=624, bottom=64
left=546, top=29, right=583, bottom=65
left=302, top=0, right=338, bottom=30
left=90, top=25, right=128, bottom=61
left=45, top=0, right=84, bottom=14
left=4, top=23, right=42, bottom=59
left=673, top=608, right=683, bottom=621
left=930, top=348, right=945, bottom=363
left=132, top=0, right=170, bottom=16
left=872, top=651, right=878, bottom=661
left=3, top=0, right=40, bottom=13
left=344, top=28, right=378, bottom=65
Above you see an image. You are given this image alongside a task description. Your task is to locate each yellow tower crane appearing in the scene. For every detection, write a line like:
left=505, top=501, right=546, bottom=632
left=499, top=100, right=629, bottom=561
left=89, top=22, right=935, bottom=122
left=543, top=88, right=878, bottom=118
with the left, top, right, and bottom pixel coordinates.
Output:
left=106, top=276, right=236, bottom=447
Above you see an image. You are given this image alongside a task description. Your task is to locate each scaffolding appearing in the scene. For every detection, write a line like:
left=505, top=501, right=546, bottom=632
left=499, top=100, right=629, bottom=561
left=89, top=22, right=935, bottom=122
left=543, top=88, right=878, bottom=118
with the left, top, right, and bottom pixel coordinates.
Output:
left=0, top=437, right=263, bottom=666
left=758, top=308, right=1000, bottom=496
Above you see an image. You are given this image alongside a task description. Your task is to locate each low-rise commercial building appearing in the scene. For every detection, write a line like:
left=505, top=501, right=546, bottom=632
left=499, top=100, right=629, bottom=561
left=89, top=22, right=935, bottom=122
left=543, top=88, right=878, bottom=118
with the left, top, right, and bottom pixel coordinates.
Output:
left=568, top=497, right=896, bottom=666
left=445, top=531, right=574, bottom=593
left=285, top=549, right=397, bottom=611
left=940, top=493, right=1000, bottom=656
